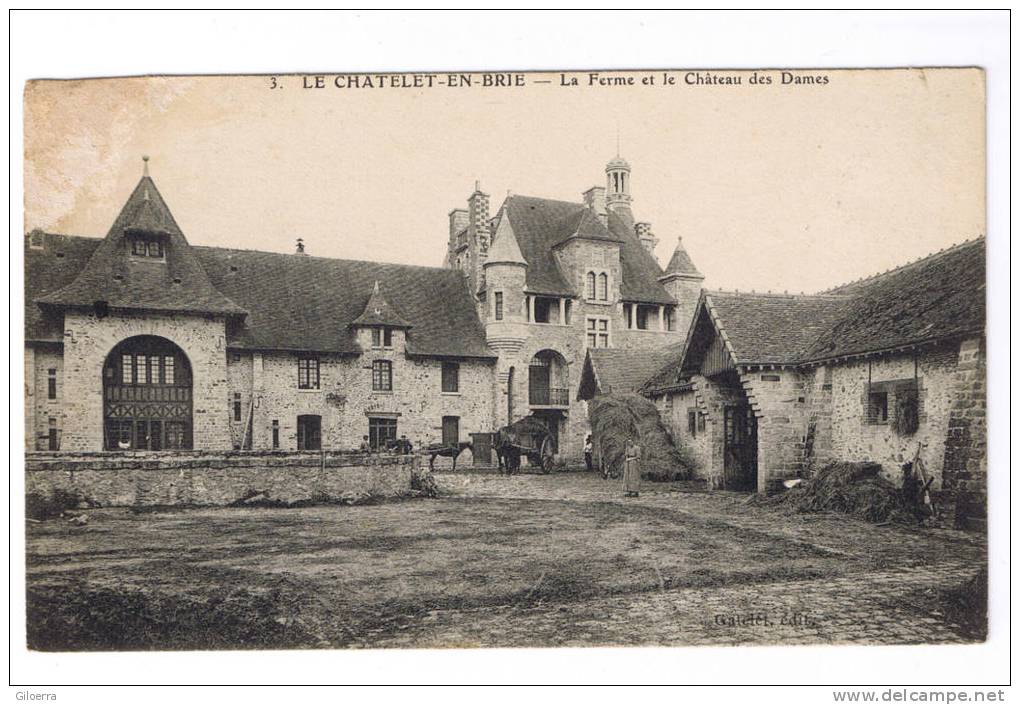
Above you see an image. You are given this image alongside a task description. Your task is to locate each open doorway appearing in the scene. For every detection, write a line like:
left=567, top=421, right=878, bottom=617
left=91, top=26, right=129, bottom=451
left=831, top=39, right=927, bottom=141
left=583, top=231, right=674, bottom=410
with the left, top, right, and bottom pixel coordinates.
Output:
left=723, top=403, right=757, bottom=491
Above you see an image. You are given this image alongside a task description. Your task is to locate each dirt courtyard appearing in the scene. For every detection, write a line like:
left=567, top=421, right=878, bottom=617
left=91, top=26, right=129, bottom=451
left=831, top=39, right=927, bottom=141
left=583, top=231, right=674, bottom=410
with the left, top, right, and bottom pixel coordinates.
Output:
left=25, top=472, right=986, bottom=650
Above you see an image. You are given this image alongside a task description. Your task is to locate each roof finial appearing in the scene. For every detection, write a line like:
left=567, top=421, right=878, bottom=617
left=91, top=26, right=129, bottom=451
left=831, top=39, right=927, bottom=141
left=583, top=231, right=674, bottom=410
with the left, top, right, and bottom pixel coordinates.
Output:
left=142, top=155, right=150, bottom=177
left=372, top=280, right=380, bottom=294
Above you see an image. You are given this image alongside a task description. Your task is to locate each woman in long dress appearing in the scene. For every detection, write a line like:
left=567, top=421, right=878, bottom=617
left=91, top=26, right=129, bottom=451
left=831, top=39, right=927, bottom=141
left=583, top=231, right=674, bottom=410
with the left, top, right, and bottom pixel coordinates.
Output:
left=623, top=438, right=641, bottom=497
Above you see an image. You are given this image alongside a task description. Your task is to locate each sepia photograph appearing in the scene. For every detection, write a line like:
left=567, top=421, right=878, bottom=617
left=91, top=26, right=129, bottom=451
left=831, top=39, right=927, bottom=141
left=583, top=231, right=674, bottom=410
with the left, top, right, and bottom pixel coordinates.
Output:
left=9, top=9, right=1009, bottom=695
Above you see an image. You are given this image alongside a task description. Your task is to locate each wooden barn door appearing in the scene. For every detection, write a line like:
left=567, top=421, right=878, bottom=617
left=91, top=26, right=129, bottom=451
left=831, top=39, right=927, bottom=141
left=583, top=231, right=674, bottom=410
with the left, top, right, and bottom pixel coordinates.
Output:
left=724, top=404, right=758, bottom=491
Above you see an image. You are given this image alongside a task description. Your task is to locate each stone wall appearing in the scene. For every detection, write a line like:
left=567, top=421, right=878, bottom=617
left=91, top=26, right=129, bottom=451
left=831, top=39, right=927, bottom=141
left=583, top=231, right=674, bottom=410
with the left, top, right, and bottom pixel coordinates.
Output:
left=59, top=311, right=231, bottom=451
left=740, top=369, right=812, bottom=490
left=25, top=451, right=416, bottom=507
left=826, top=343, right=960, bottom=485
left=26, top=344, right=65, bottom=451
left=940, top=338, right=987, bottom=529
left=240, top=343, right=494, bottom=466
left=654, top=387, right=711, bottom=481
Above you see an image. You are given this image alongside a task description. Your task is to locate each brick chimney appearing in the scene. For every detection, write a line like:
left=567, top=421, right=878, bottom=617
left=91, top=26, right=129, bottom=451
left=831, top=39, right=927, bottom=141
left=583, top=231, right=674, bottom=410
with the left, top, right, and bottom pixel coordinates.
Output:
left=583, top=186, right=607, bottom=224
left=635, top=222, right=658, bottom=255
left=468, top=181, right=490, bottom=234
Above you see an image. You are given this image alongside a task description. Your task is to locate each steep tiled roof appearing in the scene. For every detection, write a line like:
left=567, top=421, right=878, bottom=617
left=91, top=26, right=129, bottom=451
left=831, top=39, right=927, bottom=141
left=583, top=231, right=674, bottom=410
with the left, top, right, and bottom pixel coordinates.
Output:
left=661, top=237, right=703, bottom=279
left=502, top=195, right=673, bottom=303
left=705, top=291, right=850, bottom=365
left=197, top=248, right=494, bottom=358
left=641, top=238, right=986, bottom=392
left=581, top=343, right=684, bottom=399
left=351, top=280, right=412, bottom=328
left=803, top=239, right=985, bottom=361
left=25, top=235, right=494, bottom=359
left=36, top=177, right=246, bottom=317
left=24, top=233, right=102, bottom=342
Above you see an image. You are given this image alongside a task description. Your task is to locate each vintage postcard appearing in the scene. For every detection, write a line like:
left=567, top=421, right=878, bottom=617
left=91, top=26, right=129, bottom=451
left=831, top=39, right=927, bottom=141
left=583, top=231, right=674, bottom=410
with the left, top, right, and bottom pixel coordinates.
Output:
left=22, top=67, right=987, bottom=655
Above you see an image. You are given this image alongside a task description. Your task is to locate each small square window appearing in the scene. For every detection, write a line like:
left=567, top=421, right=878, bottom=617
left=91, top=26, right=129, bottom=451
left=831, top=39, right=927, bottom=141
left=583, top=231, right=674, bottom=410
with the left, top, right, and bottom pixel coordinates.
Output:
left=373, top=360, right=393, bottom=392
left=298, top=357, right=320, bottom=389
left=867, top=391, right=889, bottom=424
left=442, top=362, right=460, bottom=393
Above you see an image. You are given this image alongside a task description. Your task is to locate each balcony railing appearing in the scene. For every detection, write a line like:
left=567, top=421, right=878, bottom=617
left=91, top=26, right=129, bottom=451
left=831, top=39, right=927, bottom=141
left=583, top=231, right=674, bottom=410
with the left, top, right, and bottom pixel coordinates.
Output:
left=529, top=387, right=570, bottom=407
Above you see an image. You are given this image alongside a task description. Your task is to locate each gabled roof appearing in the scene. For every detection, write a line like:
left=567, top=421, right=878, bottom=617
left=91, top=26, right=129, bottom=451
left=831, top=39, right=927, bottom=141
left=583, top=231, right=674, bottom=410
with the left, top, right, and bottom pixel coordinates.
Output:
left=641, top=238, right=986, bottom=392
left=703, top=291, right=850, bottom=365
left=35, top=176, right=246, bottom=317
left=802, top=239, right=985, bottom=362
left=501, top=195, right=673, bottom=303
left=25, top=235, right=495, bottom=359
left=660, top=237, right=703, bottom=280
left=578, top=343, right=683, bottom=400
left=24, top=232, right=102, bottom=342
left=197, top=249, right=494, bottom=358
left=351, top=280, right=412, bottom=328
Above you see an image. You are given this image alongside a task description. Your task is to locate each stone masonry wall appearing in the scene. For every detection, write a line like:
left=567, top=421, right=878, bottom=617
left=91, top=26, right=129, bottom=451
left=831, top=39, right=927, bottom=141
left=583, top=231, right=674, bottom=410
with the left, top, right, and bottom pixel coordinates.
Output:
left=940, top=337, right=987, bottom=529
left=25, top=451, right=415, bottom=507
left=827, top=343, right=960, bottom=486
left=740, top=369, right=812, bottom=491
left=27, top=345, right=65, bottom=451
left=654, top=388, right=711, bottom=481
left=60, top=311, right=231, bottom=451
left=242, top=335, right=494, bottom=468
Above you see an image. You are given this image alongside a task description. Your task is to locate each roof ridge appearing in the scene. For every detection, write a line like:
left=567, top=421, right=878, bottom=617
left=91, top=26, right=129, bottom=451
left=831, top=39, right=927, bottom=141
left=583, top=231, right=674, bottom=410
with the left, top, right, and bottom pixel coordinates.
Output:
left=706, top=288, right=849, bottom=300
left=817, top=236, right=985, bottom=294
left=190, top=244, right=458, bottom=273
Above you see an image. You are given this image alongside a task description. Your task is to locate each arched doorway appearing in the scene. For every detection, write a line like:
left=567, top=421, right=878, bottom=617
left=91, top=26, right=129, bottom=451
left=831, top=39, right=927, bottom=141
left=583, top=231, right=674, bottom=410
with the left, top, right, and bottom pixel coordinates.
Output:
left=102, top=335, right=193, bottom=450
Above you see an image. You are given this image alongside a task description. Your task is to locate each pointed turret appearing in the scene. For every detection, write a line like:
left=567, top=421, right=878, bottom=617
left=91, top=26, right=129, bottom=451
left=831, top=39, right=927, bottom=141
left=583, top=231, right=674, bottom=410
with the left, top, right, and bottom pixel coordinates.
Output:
left=36, top=158, right=245, bottom=317
left=351, top=280, right=412, bottom=329
left=658, top=236, right=704, bottom=338
left=661, top=236, right=703, bottom=281
left=483, top=209, right=527, bottom=267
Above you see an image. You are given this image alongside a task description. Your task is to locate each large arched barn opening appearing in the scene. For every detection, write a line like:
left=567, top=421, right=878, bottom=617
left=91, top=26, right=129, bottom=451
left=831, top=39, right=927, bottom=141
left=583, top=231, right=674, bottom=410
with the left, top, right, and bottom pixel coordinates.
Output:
left=102, top=335, right=193, bottom=451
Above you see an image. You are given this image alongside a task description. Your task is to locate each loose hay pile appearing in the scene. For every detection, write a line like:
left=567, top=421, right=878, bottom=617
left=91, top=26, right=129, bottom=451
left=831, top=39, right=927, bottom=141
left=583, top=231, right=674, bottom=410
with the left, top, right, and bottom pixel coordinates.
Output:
left=588, top=393, right=693, bottom=481
left=751, top=461, right=918, bottom=524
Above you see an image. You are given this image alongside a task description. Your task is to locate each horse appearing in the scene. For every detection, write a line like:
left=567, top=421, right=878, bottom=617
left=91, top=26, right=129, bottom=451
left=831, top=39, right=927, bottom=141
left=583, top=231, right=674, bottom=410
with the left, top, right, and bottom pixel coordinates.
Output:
left=493, top=427, right=521, bottom=475
left=425, top=441, right=473, bottom=471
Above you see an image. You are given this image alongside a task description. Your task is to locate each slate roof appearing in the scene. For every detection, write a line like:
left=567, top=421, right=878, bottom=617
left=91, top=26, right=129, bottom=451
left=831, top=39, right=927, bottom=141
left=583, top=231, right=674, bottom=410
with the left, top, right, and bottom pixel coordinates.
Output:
left=641, top=238, right=986, bottom=393
left=351, top=280, right=412, bottom=328
left=661, top=237, right=703, bottom=279
left=26, top=238, right=494, bottom=358
left=36, top=177, right=246, bottom=317
left=802, top=239, right=986, bottom=361
left=501, top=195, right=674, bottom=304
left=581, top=343, right=684, bottom=399
left=24, top=232, right=102, bottom=342
left=197, top=248, right=493, bottom=358
left=704, top=291, right=850, bottom=365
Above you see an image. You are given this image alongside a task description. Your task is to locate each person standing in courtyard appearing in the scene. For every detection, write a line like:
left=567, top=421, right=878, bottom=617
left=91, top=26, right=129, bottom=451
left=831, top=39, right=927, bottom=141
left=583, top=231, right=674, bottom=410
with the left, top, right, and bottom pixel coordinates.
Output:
left=584, top=435, right=594, bottom=472
left=623, top=437, right=641, bottom=497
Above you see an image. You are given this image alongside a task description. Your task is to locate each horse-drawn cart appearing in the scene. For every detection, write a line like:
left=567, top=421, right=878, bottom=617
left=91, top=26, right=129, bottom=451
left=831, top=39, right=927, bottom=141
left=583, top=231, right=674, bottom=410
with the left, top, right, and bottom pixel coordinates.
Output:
left=494, top=416, right=556, bottom=474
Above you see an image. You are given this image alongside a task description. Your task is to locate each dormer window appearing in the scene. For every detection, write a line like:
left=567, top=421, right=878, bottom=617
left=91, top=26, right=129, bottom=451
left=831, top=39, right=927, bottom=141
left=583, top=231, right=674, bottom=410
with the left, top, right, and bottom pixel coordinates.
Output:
left=371, top=327, right=394, bottom=348
left=130, top=234, right=165, bottom=259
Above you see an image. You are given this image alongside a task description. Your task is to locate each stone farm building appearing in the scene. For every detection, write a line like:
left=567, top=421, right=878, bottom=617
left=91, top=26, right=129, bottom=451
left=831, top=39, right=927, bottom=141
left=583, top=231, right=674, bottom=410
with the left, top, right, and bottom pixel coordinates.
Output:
left=24, top=155, right=701, bottom=463
left=639, top=239, right=986, bottom=528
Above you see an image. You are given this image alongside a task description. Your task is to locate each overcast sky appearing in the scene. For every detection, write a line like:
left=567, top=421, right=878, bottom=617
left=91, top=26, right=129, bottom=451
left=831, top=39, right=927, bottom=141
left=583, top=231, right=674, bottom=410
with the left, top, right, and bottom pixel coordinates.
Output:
left=24, top=69, right=984, bottom=293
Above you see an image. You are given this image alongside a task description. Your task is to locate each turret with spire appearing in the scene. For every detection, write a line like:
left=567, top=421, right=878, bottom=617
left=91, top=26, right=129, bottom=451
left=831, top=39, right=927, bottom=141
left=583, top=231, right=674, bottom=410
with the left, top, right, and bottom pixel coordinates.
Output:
left=658, top=235, right=705, bottom=337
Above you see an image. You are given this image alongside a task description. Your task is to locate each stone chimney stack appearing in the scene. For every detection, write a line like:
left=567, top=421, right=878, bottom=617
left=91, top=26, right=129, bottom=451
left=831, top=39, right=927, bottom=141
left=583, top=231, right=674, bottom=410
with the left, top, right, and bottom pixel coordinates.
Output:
left=448, top=208, right=469, bottom=251
left=582, top=186, right=607, bottom=224
left=635, top=222, right=658, bottom=255
left=468, top=181, right=490, bottom=235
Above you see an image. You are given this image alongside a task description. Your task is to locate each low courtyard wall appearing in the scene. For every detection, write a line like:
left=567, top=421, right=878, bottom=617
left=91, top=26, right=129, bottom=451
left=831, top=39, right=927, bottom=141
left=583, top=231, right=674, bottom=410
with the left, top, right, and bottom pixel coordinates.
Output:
left=25, top=450, right=417, bottom=508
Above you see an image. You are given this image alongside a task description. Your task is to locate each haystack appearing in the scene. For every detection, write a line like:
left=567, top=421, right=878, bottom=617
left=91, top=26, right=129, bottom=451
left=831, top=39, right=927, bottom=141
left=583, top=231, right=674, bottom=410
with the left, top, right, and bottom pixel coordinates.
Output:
left=587, top=393, right=692, bottom=481
left=751, top=461, right=918, bottom=524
